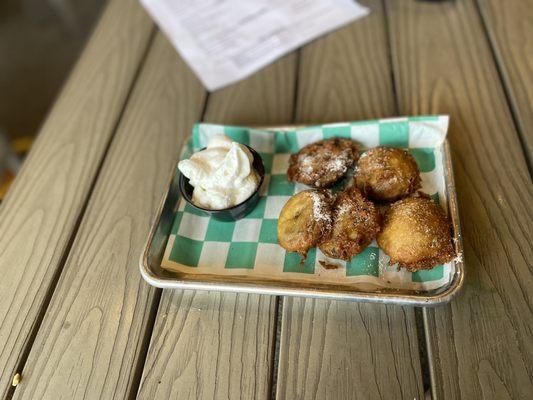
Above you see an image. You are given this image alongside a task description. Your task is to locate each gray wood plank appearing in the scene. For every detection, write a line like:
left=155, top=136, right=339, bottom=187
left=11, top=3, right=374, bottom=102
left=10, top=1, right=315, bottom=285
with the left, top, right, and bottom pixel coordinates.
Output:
left=477, top=0, right=533, bottom=166
left=137, top=291, right=278, bottom=400
left=278, top=299, right=424, bottom=400
left=204, top=55, right=297, bottom=126
left=295, top=3, right=395, bottom=123
left=136, top=55, right=297, bottom=399
left=10, top=33, right=207, bottom=400
left=386, top=1, right=533, bottom=399
left=0, top=0, right=154, bottom=396
left=276, top=2, right=425, bottom=399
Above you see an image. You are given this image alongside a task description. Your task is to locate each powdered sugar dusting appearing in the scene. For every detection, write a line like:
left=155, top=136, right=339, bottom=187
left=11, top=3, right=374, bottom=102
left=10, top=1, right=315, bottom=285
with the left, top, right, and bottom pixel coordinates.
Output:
left=300, top=155, right=314, bottom=174
left=310, top=191, right=331, bottom=222
left=327, top=153, right=349, bottom=173
left=299, top=152, right=349, bottom=176
left=336, top=202, right=351, bottom=216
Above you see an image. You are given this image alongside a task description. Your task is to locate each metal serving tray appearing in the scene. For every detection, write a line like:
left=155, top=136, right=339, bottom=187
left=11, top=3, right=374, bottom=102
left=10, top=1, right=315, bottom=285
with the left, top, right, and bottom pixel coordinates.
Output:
left=140, top=128, right=464, bottom=306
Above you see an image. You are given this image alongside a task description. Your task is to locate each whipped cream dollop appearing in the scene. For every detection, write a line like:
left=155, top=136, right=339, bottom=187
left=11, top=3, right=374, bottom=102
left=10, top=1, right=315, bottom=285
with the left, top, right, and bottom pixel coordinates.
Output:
left=178, top=134, right=260, bottom=210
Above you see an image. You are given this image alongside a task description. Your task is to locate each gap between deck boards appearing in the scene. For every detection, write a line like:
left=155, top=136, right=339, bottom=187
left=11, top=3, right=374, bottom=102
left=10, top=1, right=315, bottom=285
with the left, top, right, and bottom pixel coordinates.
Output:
left=126, top=84, right=213, bottom=400
left=473, top=0, right=532, bottom=175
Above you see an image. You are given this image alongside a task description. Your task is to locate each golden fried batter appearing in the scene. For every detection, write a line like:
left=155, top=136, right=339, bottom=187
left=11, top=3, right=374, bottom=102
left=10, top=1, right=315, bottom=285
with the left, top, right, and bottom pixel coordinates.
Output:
left=319, top=186, right=381, bottom=261
left=287, top=138, right=359, bottom=188
left=377, top=195, right=455, bottom=271
left=278, top=189, right=334, bottom=258
left=356, top=147, right=421, bottom=202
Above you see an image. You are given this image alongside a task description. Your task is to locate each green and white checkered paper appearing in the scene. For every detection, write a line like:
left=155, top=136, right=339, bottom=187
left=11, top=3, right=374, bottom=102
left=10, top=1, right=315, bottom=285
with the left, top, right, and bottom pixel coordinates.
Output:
left=162, top=116, right=454, bottom=291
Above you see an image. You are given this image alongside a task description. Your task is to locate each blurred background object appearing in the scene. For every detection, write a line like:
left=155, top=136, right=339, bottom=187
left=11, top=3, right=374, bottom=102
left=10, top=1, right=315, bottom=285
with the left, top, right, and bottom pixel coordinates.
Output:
left=0, top=133, right=24, bottom=200
left=0, top=0, right=105, bottom=201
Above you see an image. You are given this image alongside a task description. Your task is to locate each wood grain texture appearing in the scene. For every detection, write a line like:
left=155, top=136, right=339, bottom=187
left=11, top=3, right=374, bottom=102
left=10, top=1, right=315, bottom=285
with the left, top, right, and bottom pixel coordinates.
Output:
left=276, top=3, right=424, bottom=399
left=137, top=291, right=277, bottom=400
left=0, top=0, right=153, bottom=396
left=10, top=33, right=206, bottom=400
left=278, top=299, right=424, bottom=400
left=204, top=53, right=297, bottom=125
left=386, top=1, right=533, bottom=399
left=136, top=55, right=297, bottom=400
left=477, top=0, right=533, bottom=166
left=295, top=1, right=395, bottom=123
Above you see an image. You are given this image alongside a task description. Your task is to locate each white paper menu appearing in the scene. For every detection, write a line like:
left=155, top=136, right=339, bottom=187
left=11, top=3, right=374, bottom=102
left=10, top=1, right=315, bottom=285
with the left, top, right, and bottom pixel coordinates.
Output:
left=140, top=0, right=369, bottom=91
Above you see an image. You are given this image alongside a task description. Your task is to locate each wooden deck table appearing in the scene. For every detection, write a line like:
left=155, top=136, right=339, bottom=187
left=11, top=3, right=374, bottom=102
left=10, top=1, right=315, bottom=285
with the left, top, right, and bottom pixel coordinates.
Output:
left=0, top=0, right=531, bottom=399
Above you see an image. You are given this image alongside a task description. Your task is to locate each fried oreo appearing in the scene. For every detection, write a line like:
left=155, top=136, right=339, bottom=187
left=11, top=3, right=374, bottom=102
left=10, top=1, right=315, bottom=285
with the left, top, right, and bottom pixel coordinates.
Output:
left=356, top=147, right=421, bottom=202
left=377, top=195, right=455, bottom=271
left=319, top=186, right=381, bottom=261
left=287, top=138, right=359, bottom=188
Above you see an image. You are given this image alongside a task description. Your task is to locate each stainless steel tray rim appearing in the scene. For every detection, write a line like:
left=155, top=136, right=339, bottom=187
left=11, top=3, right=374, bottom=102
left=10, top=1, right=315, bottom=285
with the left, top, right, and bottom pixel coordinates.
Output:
left=139, top=254, right=464, bottom=307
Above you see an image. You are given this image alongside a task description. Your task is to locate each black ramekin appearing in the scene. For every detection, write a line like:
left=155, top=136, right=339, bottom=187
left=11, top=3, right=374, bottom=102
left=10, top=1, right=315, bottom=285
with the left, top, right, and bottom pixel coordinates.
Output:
left=178, top=145, right=265, bottom=221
